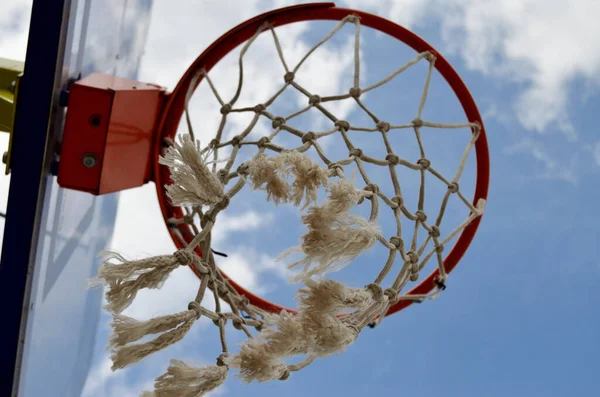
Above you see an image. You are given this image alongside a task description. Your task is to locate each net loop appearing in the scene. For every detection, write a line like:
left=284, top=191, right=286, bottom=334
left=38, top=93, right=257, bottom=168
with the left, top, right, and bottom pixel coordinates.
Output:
left=302, top=131, right=317, bottom=144
left=334, top=120, right=350, bottom=131
left=448, top=182, right=459, bottom=193
left=386, top=153, right=400, bottom=166
left=364, top=183, right=379, bottom=195
left=349, top=87, right=361, bottom=98
left=417, top=158, right=431, bottom=170
left=188, top=300, right=202, bottom=317
left=365, top=283, right=384, bottom=301
left=391, top=195, right=403, bottom=208
left=376, top=121, right=391, bottom=133
left=389, top=236, right=404, bottom=250
left=415, top=210, right=427, bottom=223
left=272, top=116, right=286, bottom=128
left=230, top=135, right=243, bottom=147
left=174, top=249, right=194, bottom=265
left=308, top=94, right=321, bottom=105
left=220, top=103, right=232, bottom=115
left=279, top=369, right=291, bottom=381
left=257, top=137, right=270, bottom=148
left=350, top=148, right=363, bottom=158
left=384, top=288, right=400, bottom=304
left=284, top=71, right=295, bottom=83
left=411, top=117, right=423, bottom=127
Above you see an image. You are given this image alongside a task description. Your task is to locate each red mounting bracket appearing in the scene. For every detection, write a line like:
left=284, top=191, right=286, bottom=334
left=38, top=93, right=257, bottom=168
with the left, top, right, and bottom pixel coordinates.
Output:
left=57, top=73, right=166, bottom=195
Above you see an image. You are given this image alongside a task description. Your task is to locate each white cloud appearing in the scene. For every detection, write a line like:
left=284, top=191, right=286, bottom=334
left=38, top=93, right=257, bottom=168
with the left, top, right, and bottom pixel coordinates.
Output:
left=0, top=0, right=31, bottom=61
left=342, top=0, right=600, bottom=138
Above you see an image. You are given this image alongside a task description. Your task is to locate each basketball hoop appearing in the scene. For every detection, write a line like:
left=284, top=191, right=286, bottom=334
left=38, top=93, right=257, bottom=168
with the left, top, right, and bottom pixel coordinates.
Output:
left=89, top=3, right=489, bottom=395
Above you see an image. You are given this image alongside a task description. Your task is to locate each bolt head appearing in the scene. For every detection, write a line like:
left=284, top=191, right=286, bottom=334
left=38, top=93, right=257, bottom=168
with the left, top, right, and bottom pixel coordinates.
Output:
left=82, top=153, right=97, bottom=168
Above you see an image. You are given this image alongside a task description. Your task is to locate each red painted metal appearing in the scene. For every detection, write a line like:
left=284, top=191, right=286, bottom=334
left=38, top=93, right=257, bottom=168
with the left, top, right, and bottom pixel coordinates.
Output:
left=151, top=3, right=490, bottom=316
left=58, top=73, right=165, bottom=195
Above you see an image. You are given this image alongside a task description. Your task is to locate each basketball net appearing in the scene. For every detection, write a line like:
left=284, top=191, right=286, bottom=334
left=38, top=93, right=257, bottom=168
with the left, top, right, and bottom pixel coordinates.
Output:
left=91, top=15, right=485, bottom=396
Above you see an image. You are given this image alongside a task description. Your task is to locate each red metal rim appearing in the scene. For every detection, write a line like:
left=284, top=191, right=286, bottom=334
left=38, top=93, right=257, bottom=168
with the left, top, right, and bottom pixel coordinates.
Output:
left=153, top=2, right=490, bottom=317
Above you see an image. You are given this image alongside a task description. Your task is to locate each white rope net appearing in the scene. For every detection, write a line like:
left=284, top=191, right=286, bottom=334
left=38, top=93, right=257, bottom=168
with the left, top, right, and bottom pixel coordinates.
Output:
left=93, top=15, right=485, bottom=396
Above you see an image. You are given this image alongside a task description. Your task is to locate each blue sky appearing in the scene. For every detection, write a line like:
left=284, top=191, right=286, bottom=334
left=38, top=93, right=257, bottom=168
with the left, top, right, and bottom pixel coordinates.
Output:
left=1, top=1, right=600, bottom=396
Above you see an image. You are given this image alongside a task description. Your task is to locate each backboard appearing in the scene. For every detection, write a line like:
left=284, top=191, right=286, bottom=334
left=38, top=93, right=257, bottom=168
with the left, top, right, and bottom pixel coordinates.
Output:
left=0, top=1, right=153, bottom=396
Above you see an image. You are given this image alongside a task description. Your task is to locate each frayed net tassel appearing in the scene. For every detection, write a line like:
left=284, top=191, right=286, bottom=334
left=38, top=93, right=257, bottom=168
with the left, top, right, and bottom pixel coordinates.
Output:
left=296, top=279, right=371, bottom=316
left=159, top=134, right=224, bottom=206
left=91, top=252, right=190, bottom=314
left=246, top=153, right=290, bottom=205
left=111, top=309, right=199, bottom=370
left=279, top=151, right=329, bottom=208
left=302, top=312, right=358, bottom=357
left=246, top=151, right=328, bottom=208
left=285, top=212, right=380, bottom=282
left=326, top=178, right=363, bottom=214
left=224, top=337, right=289, bottom=384
left=260, top=310, right=310, bottom=356
left=143, top=359, right=227, bottom=397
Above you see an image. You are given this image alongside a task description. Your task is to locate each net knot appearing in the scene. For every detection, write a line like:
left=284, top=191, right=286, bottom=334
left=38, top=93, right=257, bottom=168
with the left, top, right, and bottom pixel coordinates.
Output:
left=237, top=162, right=250, bottom=176
left=231, top=135, right=243, bottom=147
left=302, top=131, right=317, bottom=144
left=429, top=225, right=441, bottom=238
left=412, top=118, right=423, bottom=128
left=391, top=195, right=404, bottom=208
left=238, top=296, right=250, bottom=308
left=386, top=153, right=400, bottom=166
left=308, top=95, right=321, bottom=105
left=254, top=104, right=266, bottom=113
left=173, top=249, right=193, bottom=265
left=215, top=196, right=230, bottom=211
left=417, top=158, right=431, bottom=170
left=212, top=312, right=227, bottom=327
left=335, top=120, right=350, bottom=131
left=407, top=251, right=419, bottom=263
left=424, top=51, right=436, bottom=62
left=389, top=236, right=404, bottom=250
left=183, top=214, right=194, bottom=224
left=232, top=315, right=245, bottom=330
left=216, top=353, right=228, bottom=367
left=349, top=87, right=361, bottom=98
left=364, top=183, right=379, bottom=195
left=284, top=71, right=295, bottom=83
left=279, top=368, right=291, bottom=381
left=257, top=136, right=270, bottom=147
left=328, top=162, right=344, bottom=176
left=220, top=103, right=232, bottom=115
left=435, top=243, right=445, bottom=253
left=350, top=148, right=363, bottom=158
left=187, top=301, right=202, bottom=317
left=271, top=117, right=286, bottom=129
left=365, top=283, right=384, bottom=300
left=415, top=210, right=427, bottom=222
left=384, top=288, right=400, bottom=304
left=448, top=182, right=459, bottom=193
left=209, top=138, right=220, bottom=149
left=217, top=169, right=228, bottom=182
left=376, top=121, right=391, bottom=133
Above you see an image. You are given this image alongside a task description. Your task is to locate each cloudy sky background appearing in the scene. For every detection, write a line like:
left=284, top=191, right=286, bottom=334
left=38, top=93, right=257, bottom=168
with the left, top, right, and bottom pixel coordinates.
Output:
left=1, top=0, right=600, bottom=396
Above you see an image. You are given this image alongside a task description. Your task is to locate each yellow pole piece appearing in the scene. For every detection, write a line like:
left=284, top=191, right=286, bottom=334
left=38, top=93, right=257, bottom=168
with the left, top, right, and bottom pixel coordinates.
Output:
left=0, top=58, right=24, bottom=174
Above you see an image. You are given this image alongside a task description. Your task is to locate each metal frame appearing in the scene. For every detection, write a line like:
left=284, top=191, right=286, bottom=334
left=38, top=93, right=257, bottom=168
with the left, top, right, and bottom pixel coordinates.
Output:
left=0, top=0, right=72, bottom=394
